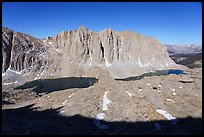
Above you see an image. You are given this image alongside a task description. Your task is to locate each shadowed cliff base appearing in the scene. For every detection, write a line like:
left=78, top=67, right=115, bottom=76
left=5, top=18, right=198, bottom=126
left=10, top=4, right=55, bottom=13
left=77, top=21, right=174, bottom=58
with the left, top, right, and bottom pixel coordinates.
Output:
left=170, top=53, right=202, bottom=69
left=2, top=100, right=15, bottom=105
left=2, top=104, right=202, bottom=135
left=14, top=77, right=98, bottom=94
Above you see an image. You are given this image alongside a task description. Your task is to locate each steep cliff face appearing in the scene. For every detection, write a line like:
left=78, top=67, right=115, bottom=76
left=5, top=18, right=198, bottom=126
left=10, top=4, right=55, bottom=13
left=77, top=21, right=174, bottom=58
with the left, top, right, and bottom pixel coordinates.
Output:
left=50, top=27, right=174, bottom=66
left=47, top=26, right=176, bottom=78
left=2, top=27, right=13, bottom=72
left=2, top=26, right=179, bottom=79
left=2, top=27, right=50, bottom=74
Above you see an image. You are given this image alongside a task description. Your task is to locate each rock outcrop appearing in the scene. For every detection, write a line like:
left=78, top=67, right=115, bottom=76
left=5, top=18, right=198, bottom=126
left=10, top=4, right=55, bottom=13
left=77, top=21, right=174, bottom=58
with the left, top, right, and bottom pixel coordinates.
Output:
left=2, top=27, right=13, bottom=72
left=50, top=26, right=174, bottom=66
left=47, top=26, right=178, bottom=78
left=2, top=26, right=180, bottom=79
left=2, top=27, right=50, bottom=74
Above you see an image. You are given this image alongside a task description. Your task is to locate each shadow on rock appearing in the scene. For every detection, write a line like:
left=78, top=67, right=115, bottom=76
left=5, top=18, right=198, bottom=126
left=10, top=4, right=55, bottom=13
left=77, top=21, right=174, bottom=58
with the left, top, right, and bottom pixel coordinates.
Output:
left=2, top=104, right=202, bottom=135
left=2, top=100, right=15, bottom=105
left=14, top=77, right=98, bottom=94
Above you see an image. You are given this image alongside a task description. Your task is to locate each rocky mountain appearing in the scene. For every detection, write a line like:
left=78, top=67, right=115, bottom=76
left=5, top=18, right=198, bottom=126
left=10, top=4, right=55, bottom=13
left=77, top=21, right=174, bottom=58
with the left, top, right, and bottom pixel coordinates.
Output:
left=43, top=26, right=182, bottom=78
left=2, top=27, right=202, bottom=135
left=170, top=53, right=202, bottom=69
left=164, top=44, right=202, bottom=69
left=2, top=27, right=50, bottom=73
left=165, top=44, right=202, bottom=55
left=2, top=26, right=182, bottom=79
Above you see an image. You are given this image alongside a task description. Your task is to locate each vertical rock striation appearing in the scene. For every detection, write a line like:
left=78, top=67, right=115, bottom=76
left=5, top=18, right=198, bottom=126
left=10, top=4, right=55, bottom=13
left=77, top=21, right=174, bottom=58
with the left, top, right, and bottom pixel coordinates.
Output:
left=2, top=27, right=49, bottom=74
left=2, top=26, right=178, bottom=78
left=48, top=26, right=177, bottom=77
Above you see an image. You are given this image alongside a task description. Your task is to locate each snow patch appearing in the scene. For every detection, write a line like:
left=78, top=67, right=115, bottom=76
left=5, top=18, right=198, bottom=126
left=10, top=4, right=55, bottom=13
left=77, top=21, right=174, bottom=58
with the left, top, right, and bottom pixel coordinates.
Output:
left=34, top=77, right=38, bottom=80
left=60, top=110, right=65, bottom=113
left=3, top=82, right=13, bottom=86
left=96, top=113, right=105, bottom=120
left=172, top=92, right=176, bottom=96
left=157, top=90, right=161, bottom=93
left=171, top=88, right=176, bottom=92
left=68, top=93, right=75, bottom=99
left=125, top=91, right=133, bottom=97
left=166, top=98, right=176, bottom=103
left=55, top=49, right=61, bottom=52
left=43, top=40, right=49, bottom=46
left=158, top=85, right=162, bottom=88
left=179, top=86, right=182, bottom=89
left=102, top=91, right=111, bottom=111
left=104, top=56, right=111, bottom=67
left=62, top=100, right=68, bottom=105
left=156, top=109, right=177, bottom=124
left=146, top=83, right=150, bottom=86
left=94, top=113, right=108, bottom=129
left=90, top=51, right=93, bottom=61
left=138, top=57, right=143, bottom=67
left=7, top=68, right=23, bottom=75
left=2, top=73, right=6, bottom=77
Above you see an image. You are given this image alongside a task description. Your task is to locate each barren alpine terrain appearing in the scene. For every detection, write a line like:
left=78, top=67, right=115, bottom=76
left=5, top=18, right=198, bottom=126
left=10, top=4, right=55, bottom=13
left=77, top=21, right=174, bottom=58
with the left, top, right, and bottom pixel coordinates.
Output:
left=2, top=27, right=202, bottom=135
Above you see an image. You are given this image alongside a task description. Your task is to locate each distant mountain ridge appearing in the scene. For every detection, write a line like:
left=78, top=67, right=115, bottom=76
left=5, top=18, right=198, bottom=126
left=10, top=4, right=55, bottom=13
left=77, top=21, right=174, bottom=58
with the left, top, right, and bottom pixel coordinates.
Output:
left=165, top=44, right=202, bottom=55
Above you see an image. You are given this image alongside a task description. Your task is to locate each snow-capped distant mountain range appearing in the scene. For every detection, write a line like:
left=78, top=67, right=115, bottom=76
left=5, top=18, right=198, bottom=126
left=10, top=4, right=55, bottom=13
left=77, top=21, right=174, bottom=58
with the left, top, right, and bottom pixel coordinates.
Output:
left=165, top=44, right=202, bottom=55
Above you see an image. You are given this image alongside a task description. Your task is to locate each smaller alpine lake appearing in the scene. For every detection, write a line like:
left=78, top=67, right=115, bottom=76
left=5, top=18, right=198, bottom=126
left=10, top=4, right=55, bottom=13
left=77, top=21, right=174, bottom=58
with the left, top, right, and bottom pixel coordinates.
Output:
left=115, top=69, right=184, bottom=81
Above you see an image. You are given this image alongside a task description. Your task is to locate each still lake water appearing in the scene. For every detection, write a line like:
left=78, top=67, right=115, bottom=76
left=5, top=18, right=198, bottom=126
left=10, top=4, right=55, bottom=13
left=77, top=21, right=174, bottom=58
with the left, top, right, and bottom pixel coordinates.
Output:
left=115, top=69, right=184, bottom=81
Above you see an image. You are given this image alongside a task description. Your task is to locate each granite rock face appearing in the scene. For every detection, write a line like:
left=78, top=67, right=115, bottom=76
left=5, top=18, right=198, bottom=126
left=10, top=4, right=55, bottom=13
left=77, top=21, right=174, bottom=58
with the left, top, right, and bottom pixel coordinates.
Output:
left=2, top=27, right=13, bottom=72
left=2, top=27, right=50, bottom=74
left=50, top=26, right=175, bottom=67
left=2, top=26, right=179, bottom=78
left=48, top=26, right=177, bottom=77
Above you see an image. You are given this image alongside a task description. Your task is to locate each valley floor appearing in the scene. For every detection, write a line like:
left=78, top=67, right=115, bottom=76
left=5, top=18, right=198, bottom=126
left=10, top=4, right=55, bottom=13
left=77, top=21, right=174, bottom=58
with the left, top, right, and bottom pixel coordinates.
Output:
left=2, top=68, right=202, bottom=135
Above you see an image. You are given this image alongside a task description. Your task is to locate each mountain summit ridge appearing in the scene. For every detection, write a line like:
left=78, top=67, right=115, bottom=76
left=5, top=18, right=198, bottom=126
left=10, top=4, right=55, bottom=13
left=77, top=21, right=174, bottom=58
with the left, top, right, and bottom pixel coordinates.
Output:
left=2, top=26, right=182, bottom=79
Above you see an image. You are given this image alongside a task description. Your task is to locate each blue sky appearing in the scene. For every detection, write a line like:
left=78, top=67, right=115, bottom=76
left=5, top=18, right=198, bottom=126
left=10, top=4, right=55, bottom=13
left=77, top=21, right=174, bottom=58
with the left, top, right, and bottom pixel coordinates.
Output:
left=2, top=2, right=202, bottom=45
